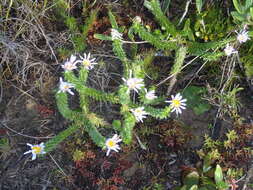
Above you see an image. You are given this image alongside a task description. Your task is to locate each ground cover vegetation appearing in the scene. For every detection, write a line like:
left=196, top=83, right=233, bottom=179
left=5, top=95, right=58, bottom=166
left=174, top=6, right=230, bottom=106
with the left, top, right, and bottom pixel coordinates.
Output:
left=0, top=0, right=253, bottom=189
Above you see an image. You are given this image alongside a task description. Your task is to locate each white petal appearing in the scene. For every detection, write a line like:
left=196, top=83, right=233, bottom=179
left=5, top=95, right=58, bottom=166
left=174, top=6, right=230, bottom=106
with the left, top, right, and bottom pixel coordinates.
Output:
left=67, top=89, right=74, bottom=95
left=24, top=150, right=32, bottom=155
left=171, top=107, right=177, bottom=113
left=129, top=70, right=132, bottom=78
left=70, top=55, right=76, bottom=62
left=87, top=53, right=91, bottom=59
left=32, top=153, right=37, bottom=160
left=133, top=88, right=139, bottom=93
left=112, top=147, right=119, bottom=152
left=27, top=143, right=33, bottom=147
left=175, top=93, right=181, bottom=99
left=106, top=149, right=111, bottom=156
left=112, top=134, right=118, bottom=140
left=180, top=106, right=186, bottom=110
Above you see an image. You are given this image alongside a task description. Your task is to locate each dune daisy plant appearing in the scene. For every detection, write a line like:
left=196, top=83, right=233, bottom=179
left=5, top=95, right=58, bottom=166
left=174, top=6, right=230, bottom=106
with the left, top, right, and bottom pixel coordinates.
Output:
left=130, top=107, right=149, bottom=122
left=133, top=16, right=142, bottom=24
left=105, top=134, right=122, bottom=156
left=49, top=9, right=187, bottom=156
left=166, top=93, right=187, bottom=115
left=236, top=30, right=250, bottom=43
left=75, top=52, right=97, bottom=70
left=24, top=142, right=46, bottom=160
left=58, top=77, right=75, bottom=95
left=61, top=55, right=78, bottom=72
left=224, top=44, right=237, bottom=56
left=111, top=28, right=123, bottom=41
left=122, top=70, right=144, bottom=93
left=145, top=89, right=157, bottom=100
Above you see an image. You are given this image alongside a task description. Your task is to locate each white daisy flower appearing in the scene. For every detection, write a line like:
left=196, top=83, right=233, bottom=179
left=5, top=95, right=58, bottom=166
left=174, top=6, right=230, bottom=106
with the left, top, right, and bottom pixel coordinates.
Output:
left=105, top=134, right=122, bottom=156
left=133, top=16, right=142, bottom=23
left=145, top=89, right=157, bottom=100
left=111, top=28, right=123, bottom=41
left=236, top=30, right=250, bottom=43
left=61, top=55, right=78, bottom=72
left=58, top=77, right=75, bottom=95
left=224, top=44, right=237, bottom=56
left=166, top=93, right=187, bottom=115
left=24, top=142, right=46, bottom=160
left=122, top=70, right=144, bottom=93
left=130, top=107, right=148, bottom=122
left=75, top=53, right=98, bottom=70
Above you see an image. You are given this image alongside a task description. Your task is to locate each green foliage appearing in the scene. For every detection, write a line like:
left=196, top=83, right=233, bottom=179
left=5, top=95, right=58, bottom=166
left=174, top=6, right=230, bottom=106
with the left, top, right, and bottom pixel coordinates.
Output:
left=84, top=121, right=106, bottom=148
left=187, top=38, right=234, bottom=57
left=170, top=46, right=187, bottom=75
left=53, top=0, right=98, bottom=56
left=223, top=130, right=238, bottom=149
left=120, top=112, right=136, bottom=144
left=45, top=123, right=82, bottom=153
left=82, top=9, right=98, bottom=37
left=182, top=86, right=211, bottom=115
left=215, top=86, right=243, bottom=118
left=194, top=7, right=234, bottom=42
left=0, top=137, right=11, bottom=159
left=72, top=149, right=85, bottom=161
left=46, top=10, right=183, bottom=154
left=142, top=183, right=165, bottom=190
left=161, top=0, right=171, bottom=13
left=183, top=171, right=200, bottom=189
left=174, top=164, right=229, bottom=190
left=131, top=0, right=237, bottom=62
left=144, top=0, right=177, bottom=37
left=182, top=19, right=195, bottom=41
left=131, top=22, right=178, bottom=50
left=113, top=40, right=128, bottom=64
left=56, top=93, right=81, bottom=120
left=214, top=165, right=224, bottom=186
left=108, top=10, right=119, bottom=29
left=195, top=0, right=203, bottom=14
left=145, top=106, right=171, bottom=119
left=153, top=183, right=165, bottom=190
left=240, top=43, right=253, bottom=79
left=197, top=125, right=251, bottom=180
left=244, top=61, right=253, bottom=78
left=231, top=0, right=253, bottom=25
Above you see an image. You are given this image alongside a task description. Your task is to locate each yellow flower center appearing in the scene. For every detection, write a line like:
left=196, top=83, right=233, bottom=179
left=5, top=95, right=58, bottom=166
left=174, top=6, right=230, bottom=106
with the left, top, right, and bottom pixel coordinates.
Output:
left=135, top=109, right=142, bottom=114
left=32, top=146, right=42, bottom=154
left=63, top=85, right=70, bottom=89
left=66, top=64, right=74, bottom=69
left=107, top=140, right=116, bottom=148
left=82, top=60, right=91, bottom=67
left=238, top=35, right=243, bottom=41
left=128, top=81, right=137, bottom=89
left=172, top=99, right=181, bottom=107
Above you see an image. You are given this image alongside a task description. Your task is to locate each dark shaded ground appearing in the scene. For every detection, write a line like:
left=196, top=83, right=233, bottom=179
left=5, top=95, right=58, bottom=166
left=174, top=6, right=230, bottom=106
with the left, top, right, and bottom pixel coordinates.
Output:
left=1, top=81, right=253, bottom=189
